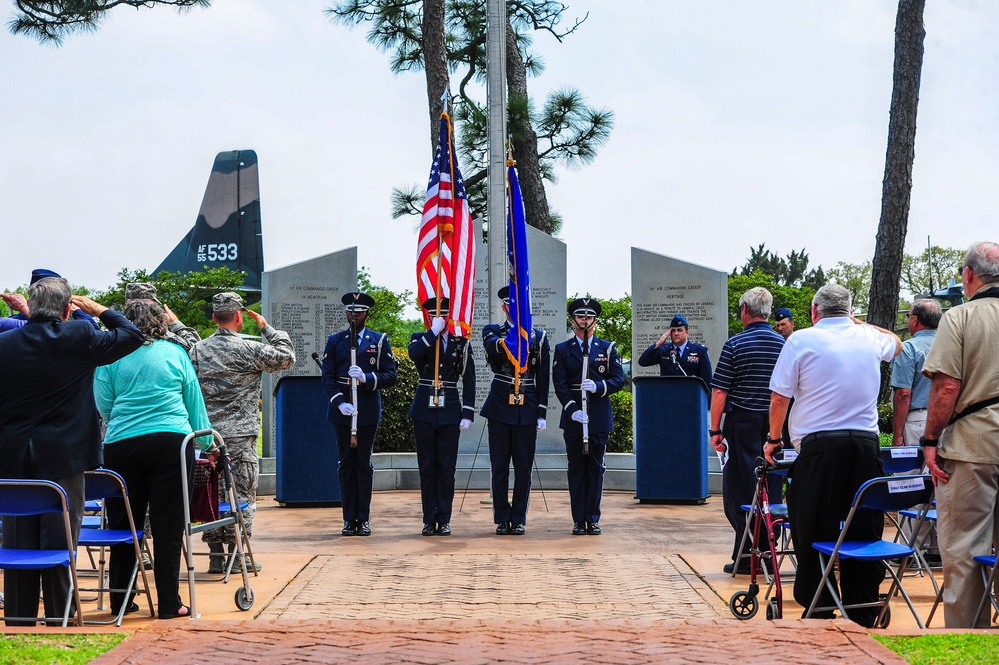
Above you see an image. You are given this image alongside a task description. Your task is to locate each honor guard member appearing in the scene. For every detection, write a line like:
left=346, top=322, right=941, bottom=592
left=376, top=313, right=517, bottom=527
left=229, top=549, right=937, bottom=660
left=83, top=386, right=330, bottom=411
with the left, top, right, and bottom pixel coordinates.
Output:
left=552, top=297, right=627, bottom=535
left=190, top=292, right=296, bottom=573
left=481, top=286, right=551, bottom=535
left=408, top=297, right=476, bottom=536
left=321, top=291, right=397, bottom=537
left=637, top=313, right=712, bottom=387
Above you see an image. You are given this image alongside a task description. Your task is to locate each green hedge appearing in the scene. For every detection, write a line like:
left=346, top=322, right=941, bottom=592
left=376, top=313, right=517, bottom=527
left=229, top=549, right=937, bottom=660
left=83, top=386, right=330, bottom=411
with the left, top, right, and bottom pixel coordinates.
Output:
left=373, top=348, right=417, bottom=453
left=608, top=390, right=634, bottom=453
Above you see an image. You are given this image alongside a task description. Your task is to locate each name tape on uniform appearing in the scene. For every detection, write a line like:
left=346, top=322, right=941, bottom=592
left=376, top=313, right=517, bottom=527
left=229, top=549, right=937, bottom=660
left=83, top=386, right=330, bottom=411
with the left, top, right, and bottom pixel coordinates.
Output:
left=889, top=447, right=919, bottom=458
left=887, top=478, right=925, bottom=494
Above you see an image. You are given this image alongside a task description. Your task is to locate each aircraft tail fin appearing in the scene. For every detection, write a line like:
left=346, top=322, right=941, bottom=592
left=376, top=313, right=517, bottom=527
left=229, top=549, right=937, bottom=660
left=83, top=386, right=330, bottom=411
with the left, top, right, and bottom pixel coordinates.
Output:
left=154, top=150, right=263, bottom=296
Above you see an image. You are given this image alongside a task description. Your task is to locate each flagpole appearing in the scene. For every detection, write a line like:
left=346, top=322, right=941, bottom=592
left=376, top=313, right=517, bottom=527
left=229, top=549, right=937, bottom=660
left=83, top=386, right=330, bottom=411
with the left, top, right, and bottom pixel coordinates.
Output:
left=487, top=0, right=508, bottom=327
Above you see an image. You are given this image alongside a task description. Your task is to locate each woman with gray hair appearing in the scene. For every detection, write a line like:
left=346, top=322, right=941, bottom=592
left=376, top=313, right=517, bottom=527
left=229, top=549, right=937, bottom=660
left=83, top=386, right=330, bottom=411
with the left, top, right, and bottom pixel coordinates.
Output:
left=94, top=299, right=218, bottom=620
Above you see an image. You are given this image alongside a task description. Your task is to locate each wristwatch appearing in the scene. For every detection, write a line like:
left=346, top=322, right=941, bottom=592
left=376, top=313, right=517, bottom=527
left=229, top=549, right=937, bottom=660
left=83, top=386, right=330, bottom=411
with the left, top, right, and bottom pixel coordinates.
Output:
left=708, top=429, right=722, bottom=437
left=766, top=434, right=783, bottom=445
left=919, top=436, right=939, bottom=448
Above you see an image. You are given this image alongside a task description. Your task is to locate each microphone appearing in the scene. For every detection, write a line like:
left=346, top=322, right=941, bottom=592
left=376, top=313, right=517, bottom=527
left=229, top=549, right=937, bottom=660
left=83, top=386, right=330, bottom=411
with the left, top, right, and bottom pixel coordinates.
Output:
left=311, top=351, right=322, bottom=370
left=670, top=348, right=688, bottom=377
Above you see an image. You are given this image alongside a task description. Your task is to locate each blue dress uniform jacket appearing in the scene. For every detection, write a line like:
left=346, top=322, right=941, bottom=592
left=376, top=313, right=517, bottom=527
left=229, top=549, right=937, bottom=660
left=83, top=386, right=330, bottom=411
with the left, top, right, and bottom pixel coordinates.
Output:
left=479, top=323, right=550, bottom=425
left=553, top=336, right=627, bottom=433
left=408, top=329, right=475, bottom=527
left=408, top=330, right=476, bottom=425
left=321, top=327, right=397, bottom=427
left=637, top=340, right=712, bottom=386
left=552, top=335, right=627, bottom=526
left=320, top=326, right=397, bottom=525
left=480, top=323, right=551, bottom=527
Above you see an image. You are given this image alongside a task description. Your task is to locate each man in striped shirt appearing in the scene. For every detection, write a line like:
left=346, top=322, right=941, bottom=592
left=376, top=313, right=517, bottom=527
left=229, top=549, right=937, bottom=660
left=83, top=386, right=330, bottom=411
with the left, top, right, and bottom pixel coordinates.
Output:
left=709, top=287, right=785, bottom=574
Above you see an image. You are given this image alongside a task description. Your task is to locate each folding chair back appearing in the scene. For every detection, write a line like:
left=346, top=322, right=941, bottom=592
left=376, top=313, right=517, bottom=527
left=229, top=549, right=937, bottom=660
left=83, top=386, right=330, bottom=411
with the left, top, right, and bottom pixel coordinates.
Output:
left=879, top=446, right=924, bottom=474
left=856, top=474, right=934, bottom=513
left=79, top=469, right=154, bottom=625
left=972, top=554, right=999, bottom=627
left=0, top=479, right=83, bottom=627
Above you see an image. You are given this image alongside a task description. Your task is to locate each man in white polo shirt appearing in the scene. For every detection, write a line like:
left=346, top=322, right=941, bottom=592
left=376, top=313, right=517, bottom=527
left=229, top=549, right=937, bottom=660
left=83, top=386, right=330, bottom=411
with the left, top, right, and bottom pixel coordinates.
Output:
left=764, top=283, right=901, bottom=627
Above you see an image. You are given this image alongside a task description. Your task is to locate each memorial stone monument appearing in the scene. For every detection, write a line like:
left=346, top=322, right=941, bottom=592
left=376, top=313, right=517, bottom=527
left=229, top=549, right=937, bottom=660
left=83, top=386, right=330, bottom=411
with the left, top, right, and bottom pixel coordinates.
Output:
left=260, top=248, right=358, bottom=457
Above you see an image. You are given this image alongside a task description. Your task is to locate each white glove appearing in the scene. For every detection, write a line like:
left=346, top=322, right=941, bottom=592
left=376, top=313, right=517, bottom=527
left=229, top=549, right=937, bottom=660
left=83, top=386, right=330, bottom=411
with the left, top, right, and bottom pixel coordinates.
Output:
left=459, top=418, right=471, bottom=431
left=537, top=418, right=547, bottom=432
left=338, top=402, right=356, bottom=416
left=431, top=317, right=446, bottom=335
left=571, top=410, right=588, bottom=424
left=348, top=365, right=366, bottom=383
left=580, top=379, right=597, bottom=393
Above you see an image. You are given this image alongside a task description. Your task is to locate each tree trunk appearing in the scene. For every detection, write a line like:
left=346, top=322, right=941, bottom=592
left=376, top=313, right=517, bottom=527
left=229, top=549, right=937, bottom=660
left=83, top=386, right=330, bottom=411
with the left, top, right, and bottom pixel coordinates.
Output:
left=422, top=0, right=449, bottom=154
left=869, top=0, right=925, bottom=402
left=505, top=21, right=552, bottom=234
left=869, top=0, right=925, bottom=332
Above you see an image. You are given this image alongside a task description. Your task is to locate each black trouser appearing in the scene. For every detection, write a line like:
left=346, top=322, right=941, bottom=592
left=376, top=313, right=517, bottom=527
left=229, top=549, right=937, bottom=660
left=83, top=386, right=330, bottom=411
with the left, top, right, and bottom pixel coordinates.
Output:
left=564, top=430, right=608, bottom=524
left=334, top=424, right=377, bottom=522
left=414, top=421, right=460, bottom=525
left=488, top=421, right=537, bottom=525
left=787, top=431, right=884, bottom=627
left=103, top=432, right=194, bottom=617
left=722, top=409, right=783, bottom=564
left=3, top=472, right=84, bottom=626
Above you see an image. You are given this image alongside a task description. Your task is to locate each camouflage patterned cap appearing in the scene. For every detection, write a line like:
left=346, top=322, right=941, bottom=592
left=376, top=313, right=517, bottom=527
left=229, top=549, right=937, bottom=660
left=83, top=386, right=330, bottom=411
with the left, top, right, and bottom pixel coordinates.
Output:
left=213, top=292, right=245, bottom=313
left=125, top=282, right=159, bottom=302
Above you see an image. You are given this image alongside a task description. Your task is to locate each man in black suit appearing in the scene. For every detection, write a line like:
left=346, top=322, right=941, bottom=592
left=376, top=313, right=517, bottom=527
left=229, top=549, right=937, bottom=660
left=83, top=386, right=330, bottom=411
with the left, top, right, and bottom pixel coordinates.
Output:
left=408, top=297, right=476, bottom=536
left=0, top=277, right=143, bottom=625
left=552, top=297, right=627, bottom=535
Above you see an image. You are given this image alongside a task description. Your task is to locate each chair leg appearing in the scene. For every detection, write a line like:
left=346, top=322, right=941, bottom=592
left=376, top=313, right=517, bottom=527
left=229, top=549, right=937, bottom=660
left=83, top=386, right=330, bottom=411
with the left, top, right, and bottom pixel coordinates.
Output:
left=972, top=559, right=999, bottom=627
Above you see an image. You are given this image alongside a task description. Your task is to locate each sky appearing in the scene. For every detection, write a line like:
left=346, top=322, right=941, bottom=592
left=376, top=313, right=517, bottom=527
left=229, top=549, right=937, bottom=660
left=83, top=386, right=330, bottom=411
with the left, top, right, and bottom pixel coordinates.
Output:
left=1, top=0, right=997, bottom=302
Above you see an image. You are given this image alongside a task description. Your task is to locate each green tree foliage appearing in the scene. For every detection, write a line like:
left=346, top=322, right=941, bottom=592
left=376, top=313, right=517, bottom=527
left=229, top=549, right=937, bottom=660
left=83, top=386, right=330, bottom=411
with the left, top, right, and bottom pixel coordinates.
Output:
left=726, top=272, right=815, bottom=338
left=95, top=266, right=246, bottom=337
left=373, top=348, right=418, bottom=452
left=357, top=267, right=423, bottom=348
left=826, top=260, right=873, bottom=315
left=328, top=0, right=612, bottom=234
left=8, top=0, right=211, bottom=45
left=900, top=245, right=965, bottom=295
left=733, top=244, right=825, bottom=289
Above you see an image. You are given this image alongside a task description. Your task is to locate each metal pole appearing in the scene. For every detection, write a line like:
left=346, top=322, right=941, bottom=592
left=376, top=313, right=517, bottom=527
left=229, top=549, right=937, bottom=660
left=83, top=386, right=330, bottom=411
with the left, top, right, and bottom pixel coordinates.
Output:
left=486, top=0, right=508, bottom=325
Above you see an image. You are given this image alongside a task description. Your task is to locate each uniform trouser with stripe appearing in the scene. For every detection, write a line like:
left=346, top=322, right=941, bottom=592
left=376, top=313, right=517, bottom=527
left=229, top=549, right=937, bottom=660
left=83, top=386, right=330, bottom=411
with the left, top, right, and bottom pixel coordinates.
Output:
left=414, top=421, right=460, bottom=525
left=564, top=430, right=608, bottom=524
left=488, top=421, right=537, bottom=525
left=335, top=423, right=377, bottom=522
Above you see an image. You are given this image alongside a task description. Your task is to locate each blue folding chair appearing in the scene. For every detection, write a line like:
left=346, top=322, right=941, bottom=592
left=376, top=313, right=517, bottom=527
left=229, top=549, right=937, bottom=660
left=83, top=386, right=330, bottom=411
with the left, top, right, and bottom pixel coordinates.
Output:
left=805, top=474, right=934, bottom=628
left=78, top=469, right=154, bottom=626
left=879, top=446, right=924, bottom=474
left=0, top=479, right=84, bottom=627
left=972, top=553, right=999, bottom=627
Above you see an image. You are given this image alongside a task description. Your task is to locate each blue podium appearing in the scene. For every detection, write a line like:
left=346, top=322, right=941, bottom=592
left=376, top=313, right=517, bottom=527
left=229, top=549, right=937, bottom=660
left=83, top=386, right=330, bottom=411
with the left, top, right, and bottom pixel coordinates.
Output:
left=275, top=376, right=341, bottom=506
left=633, top=376, right=709, bottom=504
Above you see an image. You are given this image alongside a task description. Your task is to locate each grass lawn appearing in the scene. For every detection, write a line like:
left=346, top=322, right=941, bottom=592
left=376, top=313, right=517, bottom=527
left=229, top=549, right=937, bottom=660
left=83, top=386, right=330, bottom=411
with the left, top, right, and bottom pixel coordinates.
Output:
left=874, top=633, right=999, bottom=664
left=0, top=634, right=126, bottom=665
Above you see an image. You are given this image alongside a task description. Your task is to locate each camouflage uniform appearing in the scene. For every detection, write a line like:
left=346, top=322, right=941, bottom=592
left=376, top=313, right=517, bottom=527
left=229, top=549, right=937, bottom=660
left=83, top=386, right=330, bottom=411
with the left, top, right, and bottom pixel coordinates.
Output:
left=189, top=294, right=295, bottom=544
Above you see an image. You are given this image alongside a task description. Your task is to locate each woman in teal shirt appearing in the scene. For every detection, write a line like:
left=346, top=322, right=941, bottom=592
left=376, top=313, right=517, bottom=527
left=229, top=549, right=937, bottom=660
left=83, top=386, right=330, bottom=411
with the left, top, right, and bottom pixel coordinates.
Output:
left=95, top=299, right=217, bottom=620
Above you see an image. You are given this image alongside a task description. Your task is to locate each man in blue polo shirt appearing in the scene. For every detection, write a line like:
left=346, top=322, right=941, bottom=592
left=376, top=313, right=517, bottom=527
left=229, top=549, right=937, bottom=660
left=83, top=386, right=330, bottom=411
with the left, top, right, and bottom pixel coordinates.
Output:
left=709, top=287, right=785, bottom=574
left=890, top=298, right=941, bottom=447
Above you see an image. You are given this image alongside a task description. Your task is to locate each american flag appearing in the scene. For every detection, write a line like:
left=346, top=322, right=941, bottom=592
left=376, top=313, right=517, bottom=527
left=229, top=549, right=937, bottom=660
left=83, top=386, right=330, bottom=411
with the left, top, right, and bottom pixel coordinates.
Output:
left=416, top=111, right=476, bottom=336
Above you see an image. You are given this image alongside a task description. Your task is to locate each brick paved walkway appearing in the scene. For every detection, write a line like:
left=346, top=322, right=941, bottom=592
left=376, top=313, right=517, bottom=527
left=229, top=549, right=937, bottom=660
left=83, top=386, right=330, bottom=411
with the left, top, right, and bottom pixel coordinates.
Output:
left=91, top=619, right=907, bottom=664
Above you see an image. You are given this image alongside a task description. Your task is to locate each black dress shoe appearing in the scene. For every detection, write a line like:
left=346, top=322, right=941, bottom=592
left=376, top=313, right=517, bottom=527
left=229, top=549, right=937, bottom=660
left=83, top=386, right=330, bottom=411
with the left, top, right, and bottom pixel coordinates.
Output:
left=341, top=521, right=356, bottom=536
left=572, top=522, right=586, bottom=535
left=437, top=523, right=451, bottom=536
left=357, top=521, right=371, bottom=536
left=723, top=561, right=752, bottom=575
left=495, top=522, right=510, bottom=535
left=422, top=523, right=436, bottom=536
left=112, top=601, right=139, bottom=616
left=586, top=522, right=601, bottom=535
left=510, top=523, right=525, bottom=535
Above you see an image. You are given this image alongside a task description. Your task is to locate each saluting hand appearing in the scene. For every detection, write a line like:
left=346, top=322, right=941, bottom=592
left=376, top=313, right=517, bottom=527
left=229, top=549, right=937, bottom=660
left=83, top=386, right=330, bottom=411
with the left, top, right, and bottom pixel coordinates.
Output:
left=244, top=308, right=267, bottom=330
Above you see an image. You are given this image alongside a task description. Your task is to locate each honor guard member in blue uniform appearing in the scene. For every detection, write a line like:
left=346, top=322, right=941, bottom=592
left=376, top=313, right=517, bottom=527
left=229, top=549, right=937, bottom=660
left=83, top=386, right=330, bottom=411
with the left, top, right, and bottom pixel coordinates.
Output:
left=408, top=297, right=476, bottom=536
left=481, top=286, right=551, bottom=535
left=552, top=297, right=627, bottom=535
left=321, top=291, right=397, bottom=536
left=637, top=313, right=712, bottom=387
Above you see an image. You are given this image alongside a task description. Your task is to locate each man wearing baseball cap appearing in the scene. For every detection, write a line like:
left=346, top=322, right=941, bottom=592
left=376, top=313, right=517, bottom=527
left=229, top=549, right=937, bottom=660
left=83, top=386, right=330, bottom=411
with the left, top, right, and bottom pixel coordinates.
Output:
left=773, top=307, right=795, bottom=340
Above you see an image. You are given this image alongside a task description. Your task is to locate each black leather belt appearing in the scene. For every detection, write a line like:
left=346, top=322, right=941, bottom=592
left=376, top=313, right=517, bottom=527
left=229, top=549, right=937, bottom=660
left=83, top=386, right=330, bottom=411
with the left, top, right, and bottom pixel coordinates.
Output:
left=492, top=375, right=536, bottom=387
left=801, top=430, right=879, bottom=446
